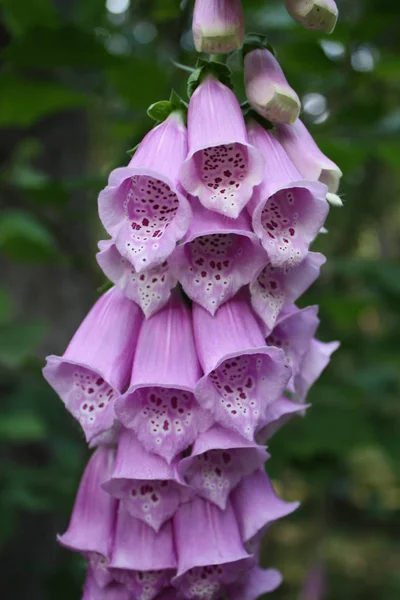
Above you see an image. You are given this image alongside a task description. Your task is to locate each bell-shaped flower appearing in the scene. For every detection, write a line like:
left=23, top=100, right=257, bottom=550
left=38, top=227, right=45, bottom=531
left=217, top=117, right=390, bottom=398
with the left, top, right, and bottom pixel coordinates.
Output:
left=169, top=200, right=266, bottom=315
left=232, top=469, right=299, bottom=548
left=192, top=0, right=245, bottom=54
left=193, top=293, right=290, bottom=441
left=179, top=423, right=267, bottom=510
left=266, top=305, right=320, bottom=392
left=116, top=293, right=213, bottom=463
left=227, top=566, right=283, bottom=599
left=98, top=112, right=192, bottom=273
left=58, top=447, right=117, bottom=588
left=284, top=0, right=338, bottom=34
left=102, top=428, right=191, bottom=532
left=109, top=503, right=176, bottom=599
left=294, top=338, right=340, bottom=403
left=43, top=287, right=142, bottom=444
left=245, top=48, right=300, bottom=124
left=247, top=121, right=328, bottom=269
left=172, top=496, right=252, bottom=599
left=82, top=569, right=131, bottom=600
left=179, top=76, right=264, bottom=218
left=275, top=119, right=342, bottom=193
left=97, top=240, right=177, bottom=318
left=250, top=251, right=326, bottom=334
left=256, top=395, right=309, bottom=442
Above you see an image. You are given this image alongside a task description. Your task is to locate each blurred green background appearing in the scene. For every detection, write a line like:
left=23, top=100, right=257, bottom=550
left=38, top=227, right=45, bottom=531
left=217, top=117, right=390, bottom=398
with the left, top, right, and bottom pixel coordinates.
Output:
left=0, top=0, right=399, bottom=598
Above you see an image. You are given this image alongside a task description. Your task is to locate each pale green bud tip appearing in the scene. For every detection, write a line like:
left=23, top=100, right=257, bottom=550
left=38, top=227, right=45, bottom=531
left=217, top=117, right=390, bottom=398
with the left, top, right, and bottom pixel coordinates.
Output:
left=285, top=0, right=338, bottom=34
left=326, top=192, right=343, bottom=207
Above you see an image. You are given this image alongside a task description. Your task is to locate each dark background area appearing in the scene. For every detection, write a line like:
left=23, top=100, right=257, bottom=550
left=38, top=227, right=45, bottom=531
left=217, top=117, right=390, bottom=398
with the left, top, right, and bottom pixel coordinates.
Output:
left=0, top=0, right=399, bottom=598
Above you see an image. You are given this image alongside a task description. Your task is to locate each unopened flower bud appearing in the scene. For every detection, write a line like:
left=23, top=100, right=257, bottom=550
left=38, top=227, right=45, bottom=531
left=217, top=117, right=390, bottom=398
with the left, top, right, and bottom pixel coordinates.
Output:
left=284, top=0, right=338, bottom=34
left=192, top=0, right=245, bottom=54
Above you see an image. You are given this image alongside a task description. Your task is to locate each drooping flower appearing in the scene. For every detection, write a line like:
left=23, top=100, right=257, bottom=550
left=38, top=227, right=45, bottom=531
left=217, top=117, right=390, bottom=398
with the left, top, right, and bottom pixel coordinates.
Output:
left=232, top=469, right=300, bottom=549
left=179, top=76, right=264, bottom=218
left=116, top=292, right=213, bottom=463
left=275, top=118, right=342, bottom=193
left=256, top=395, right=308, bottom=442
left=58, top=446, right=117, bottom=588
left=247, top=121, right=329, bottom=269
left=245, top=48, right=300, bottom=124
left=172, top=496, right=252, bottom=599
left=192, top=0, right=245, bottom=54
left=266, top=305, right=320, bottom=392
left=193, top=293, right=290, bottom=440
left=294, top=338, right=340, bottom=403
left=98, top=112, right=191, bottom=272
left=43, top=287, right=142, bottom=443
left=102, top=427, right=191, bottom=532
left=109, top=503, right=176, bottom=600
left=284, top=0, right=338, bottom=33
left=178, top=423, right=267, bottom=509
left=250, top=251, right=326, bottom=334
left=97, top=240, right=177, bottom=318
left=82, top=569, right=131, bottom=600
left=227, top=567, right=283, bottom=600
left=169, top=199, right=266, bottom=315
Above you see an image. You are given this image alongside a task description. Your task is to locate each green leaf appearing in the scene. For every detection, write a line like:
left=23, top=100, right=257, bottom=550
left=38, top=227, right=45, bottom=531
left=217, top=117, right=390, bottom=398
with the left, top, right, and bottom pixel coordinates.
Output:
left=0, top=322, right=48, bottom=368
left=0, top=210, right=58, bottom=262
left=147, top=100, right=174, bottom=122
left=0, top=74, right=88, bottom=128
left=242, top=32, right=275, bottom=58
left=187, top=59, right=233, bottom=98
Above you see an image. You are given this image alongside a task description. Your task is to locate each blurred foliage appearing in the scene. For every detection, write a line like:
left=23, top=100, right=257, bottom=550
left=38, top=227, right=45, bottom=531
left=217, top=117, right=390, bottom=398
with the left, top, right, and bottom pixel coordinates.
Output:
left=0, top=0, right=399, bottom=599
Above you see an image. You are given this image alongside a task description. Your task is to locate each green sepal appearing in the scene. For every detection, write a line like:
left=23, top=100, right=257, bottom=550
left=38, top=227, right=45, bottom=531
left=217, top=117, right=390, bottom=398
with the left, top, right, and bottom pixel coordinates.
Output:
left=244, top=106, right=274, bottom=130
left=127, top=142, right=140, bottom=157
left=242, top=32, right=276, bottom=58
left=187, top=59, right=233, bottom=98
left=147, top=89, right=188, bottom=123
left=97, top=280, right=113, bottom=295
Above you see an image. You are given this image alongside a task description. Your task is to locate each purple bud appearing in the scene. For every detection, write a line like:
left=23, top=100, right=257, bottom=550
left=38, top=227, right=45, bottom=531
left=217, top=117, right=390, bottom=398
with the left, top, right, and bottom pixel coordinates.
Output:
left=102, top=428, right=191, bottom=532
left=179, top=423, right=267, bottom=509
left=284, top=0, right=338, bottom=33
left=245, top=49, right=301, bottom=124
left=172, top=496, right=252, bottom=599
left=180, top=77, right=264, bottom=219
left=227, top=566, right=283, bottom=599
left=98, top=112, right=192, bottom=273
left=275, top=119, right=342, bottom=193
left=116, top=293, right=213, bottom=463
left=250, top=252, right=326, bottom=334
left=247, top=121, right=329, bottom=269
left=192, top=0, right=245, bottom=54
left=193, top=293, right=290, bottom=440
left=97, top=240, right=177, bottom=318
left=169, top=199, right=266, bottom=315
left=43, top=287, right=142, bottom=443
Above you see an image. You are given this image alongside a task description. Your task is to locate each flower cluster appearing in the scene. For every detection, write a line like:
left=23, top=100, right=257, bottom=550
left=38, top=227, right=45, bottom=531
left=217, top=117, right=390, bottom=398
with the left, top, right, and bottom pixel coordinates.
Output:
left=43, top=2, right=341, bottom=599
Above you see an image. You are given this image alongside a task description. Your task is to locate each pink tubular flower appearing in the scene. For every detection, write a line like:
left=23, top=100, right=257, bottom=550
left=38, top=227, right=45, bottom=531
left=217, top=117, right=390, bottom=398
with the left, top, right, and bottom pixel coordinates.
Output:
left=82, top=569, right=131, bottom=600
left=172, top=496, right=252, bottom=599
left=284, top=0, right=338, bottom=33
left=232, top=469, right=300, bottom=548
left=192, top=0, right=245, bottom=54
left=247, top=121, right=329, bottom=268
left=250, top=251, right=326, bottom=334
left=116, top=293, right=213, bottom=463
left=109, top=503, right=176, bottom=599
left=169, top=199, right=266, bottom=315
left=193, top=293, right=291, bottom=440
left=178, top=423, right=267, bottom=509
left=179, top=76, right=264, bottom=219
left=245, top=48, right=300, bottom=124
left=58, top=446, right=117, bottom=588
left=266, top=305, right=320, bottom=392
left=227, top=567, right=283, bottom=599
left=102, top=427, right=191, bottom=532
left=43, top=287, right=142, bottom=444
left=256, top=395, right=309, bottom=442
left=275, top=119, right=342, bottom=193
left=98, top=112, right=191, bottom=273
left=294, top=338, right=340, bottom=403
left=97, top=240, right=177, bottom=318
